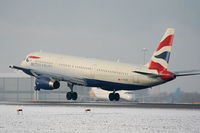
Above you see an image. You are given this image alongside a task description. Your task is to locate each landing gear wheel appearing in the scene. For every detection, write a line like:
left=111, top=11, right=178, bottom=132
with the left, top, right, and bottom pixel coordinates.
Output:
left=115, top=93, right=120, bottom=101
left=72, top=92, right=78, bottom=100
left=66, top=92, right=72, bottom=100
left=109, top=92, right=120, bottom=101
left=109, top=93, right=115, bottom=101
left=34, top=86, right=40, bottom=91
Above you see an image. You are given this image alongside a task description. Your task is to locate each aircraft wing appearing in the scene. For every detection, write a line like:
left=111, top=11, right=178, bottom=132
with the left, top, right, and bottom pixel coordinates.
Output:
left=9, top=65, right=62, bottom=80
left=9, top=65, right=28, bottom=71
left=9, top=65, right=36, bottom=76
left=9, top=65, right=86, bottom=85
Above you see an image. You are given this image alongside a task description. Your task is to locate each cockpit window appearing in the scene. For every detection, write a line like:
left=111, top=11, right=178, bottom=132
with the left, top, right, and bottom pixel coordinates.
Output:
left=26, top=58, right=29, bottom=62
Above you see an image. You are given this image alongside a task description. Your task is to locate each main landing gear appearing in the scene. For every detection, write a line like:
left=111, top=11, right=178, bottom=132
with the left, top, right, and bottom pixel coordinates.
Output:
left=109, top=90, right=120, bottom=101
left=66, top=83, right=78, bottom=100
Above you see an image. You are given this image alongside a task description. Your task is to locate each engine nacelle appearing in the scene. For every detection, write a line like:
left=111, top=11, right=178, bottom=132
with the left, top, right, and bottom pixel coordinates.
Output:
left=35, top=77, right=60, bottom=90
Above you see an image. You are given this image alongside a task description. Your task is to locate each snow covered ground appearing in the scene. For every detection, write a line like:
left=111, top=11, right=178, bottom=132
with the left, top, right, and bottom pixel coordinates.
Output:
left=0, top=105, right=200, bottom=133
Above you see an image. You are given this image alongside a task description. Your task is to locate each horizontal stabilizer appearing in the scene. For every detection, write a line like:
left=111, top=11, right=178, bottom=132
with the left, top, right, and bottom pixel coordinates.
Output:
left=175, top=73, right=200, bottom=77
left=174, top=70, right=200, bottom=77
left=134, top=69, right=200, bottom=78
left=133, top=71, right=161, bottom=78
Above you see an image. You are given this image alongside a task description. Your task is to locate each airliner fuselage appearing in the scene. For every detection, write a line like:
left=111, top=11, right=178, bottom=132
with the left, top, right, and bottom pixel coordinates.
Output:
left=21, top=52, right=166, bottom=91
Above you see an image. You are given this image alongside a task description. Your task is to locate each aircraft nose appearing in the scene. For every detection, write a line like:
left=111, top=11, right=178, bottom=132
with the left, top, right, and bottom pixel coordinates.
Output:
left=21, top=60, right=26, bottom=67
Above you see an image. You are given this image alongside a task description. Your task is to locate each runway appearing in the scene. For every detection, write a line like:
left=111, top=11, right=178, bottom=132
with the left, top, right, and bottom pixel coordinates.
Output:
left=1, top=102, right=200, bottom=133
left=1, top=101, right=200, bottom=109
left=1, top=101, right=200, bottom=133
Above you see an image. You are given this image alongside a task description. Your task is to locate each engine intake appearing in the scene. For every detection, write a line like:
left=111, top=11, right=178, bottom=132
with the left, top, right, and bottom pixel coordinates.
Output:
left=35, top=77, right=60, bottom=90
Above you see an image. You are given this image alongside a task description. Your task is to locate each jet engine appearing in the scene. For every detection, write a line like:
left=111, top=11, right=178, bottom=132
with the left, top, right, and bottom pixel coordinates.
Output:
left=35, top=76, right=60, bottom=90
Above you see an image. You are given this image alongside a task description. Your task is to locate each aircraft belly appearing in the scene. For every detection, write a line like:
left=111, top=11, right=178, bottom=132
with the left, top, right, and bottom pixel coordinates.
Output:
left=84, top=78, right=148, bottom=91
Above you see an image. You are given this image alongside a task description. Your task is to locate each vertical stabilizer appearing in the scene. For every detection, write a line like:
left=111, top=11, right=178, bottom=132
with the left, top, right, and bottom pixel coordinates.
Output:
left=148, top=28, right=175, bottom=73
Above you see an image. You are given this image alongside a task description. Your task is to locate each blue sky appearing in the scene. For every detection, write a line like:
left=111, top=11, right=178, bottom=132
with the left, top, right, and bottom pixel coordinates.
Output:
left=0, top=0, right=200, bottom=92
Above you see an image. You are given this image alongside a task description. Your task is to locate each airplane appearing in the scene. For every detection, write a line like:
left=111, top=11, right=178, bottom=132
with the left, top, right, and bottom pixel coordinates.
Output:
left=90, top=87, right=134, bottom=101
left=10, top=28, right=200, bottom=101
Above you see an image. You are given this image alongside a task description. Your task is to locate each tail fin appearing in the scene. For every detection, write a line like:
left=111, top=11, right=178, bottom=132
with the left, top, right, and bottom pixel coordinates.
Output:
left=148, top=28, right=175, bottom=73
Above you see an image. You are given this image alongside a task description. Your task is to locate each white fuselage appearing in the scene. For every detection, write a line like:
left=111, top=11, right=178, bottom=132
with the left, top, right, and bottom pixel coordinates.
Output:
left=21, top=52, right=167, bottom=91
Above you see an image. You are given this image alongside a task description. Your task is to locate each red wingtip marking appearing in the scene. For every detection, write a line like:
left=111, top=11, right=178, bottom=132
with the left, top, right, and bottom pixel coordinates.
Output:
left=28, top=56, right=40, bottom=59
left=156, top=35, right=174, bottom=51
